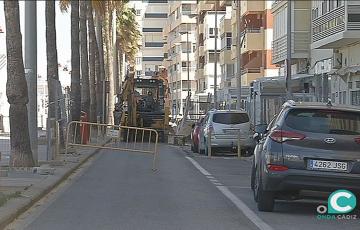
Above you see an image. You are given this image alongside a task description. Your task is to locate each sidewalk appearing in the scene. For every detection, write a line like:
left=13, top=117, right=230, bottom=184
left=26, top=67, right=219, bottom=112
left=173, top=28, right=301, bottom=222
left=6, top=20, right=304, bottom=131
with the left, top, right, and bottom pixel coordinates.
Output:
left=0, top=145, right=101, bottom=229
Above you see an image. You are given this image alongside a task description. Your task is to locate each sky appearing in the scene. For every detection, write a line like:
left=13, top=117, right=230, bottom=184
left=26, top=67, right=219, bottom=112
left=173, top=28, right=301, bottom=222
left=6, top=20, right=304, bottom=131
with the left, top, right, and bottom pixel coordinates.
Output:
left=0, top=0, right=71, bottom=117
left=0, top=0, right=71, bottom=81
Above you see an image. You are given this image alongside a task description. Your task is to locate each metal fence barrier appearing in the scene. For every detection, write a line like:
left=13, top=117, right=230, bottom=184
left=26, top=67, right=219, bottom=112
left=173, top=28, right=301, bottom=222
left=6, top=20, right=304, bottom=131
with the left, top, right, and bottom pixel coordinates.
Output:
left=65, top=121, right=159, bottom=170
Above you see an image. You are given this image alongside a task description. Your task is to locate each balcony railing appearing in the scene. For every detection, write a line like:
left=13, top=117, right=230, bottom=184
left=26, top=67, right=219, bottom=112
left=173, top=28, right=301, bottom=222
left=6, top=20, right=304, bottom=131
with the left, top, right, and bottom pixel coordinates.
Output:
left=241, top=68, right=261, bottom=75
left=241, top=28, right=261, bottom=37
left=312, top=5, right=345, bottom=42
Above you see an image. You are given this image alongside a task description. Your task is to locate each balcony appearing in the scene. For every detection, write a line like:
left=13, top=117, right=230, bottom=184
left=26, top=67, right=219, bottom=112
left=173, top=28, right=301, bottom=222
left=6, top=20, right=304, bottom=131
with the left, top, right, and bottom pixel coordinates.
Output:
left=196, top=68, right=204, bottom=80
left=220, top=0, right=231, bottom=7
left=241, top=68, right=263, bottom=86
left=272, top=32, right=310, bottom=64
left=198, top=1, right=213, bottom=13
left=241, top=0, right=265, bottom=16
left=220, top=49, right=232, bottom=64
left=311, top=5, right=360, bottom=49
left=241, top=28, right=264, bottom=53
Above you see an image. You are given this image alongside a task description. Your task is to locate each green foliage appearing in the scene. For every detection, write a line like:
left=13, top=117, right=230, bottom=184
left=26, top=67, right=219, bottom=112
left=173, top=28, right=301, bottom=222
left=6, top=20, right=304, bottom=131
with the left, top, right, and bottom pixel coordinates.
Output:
left=116, top=5, right=141, bottom=65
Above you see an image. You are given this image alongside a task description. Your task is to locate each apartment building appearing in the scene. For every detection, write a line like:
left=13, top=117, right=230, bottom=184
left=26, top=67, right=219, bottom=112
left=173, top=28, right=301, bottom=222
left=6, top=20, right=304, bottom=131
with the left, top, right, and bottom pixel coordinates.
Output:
left=311, top=0, right=360, bottom=106
left=163, top=0, right=197, bottom=117
left=233, top=0, right=278, bottom=87
left=218, top=0, right=234, bottom=108
left=129, top=0, right=168, bottom=79
left=194, top=1, right=226, bottom=114
left=272, top=0, right=311, bottom=75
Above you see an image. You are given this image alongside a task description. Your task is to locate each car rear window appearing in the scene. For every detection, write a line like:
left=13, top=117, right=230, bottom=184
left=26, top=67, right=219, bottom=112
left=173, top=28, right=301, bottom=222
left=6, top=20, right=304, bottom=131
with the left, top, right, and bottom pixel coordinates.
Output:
left=212, top=113, right=249, bottom=124
left=285, top=109, right=360, bottom=135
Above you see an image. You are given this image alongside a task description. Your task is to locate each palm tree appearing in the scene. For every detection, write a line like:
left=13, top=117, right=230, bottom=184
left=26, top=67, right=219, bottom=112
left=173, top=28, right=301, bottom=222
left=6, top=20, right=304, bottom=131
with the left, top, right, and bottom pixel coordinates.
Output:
left=46, top=0, right=66, bottom=148
left=46, top=0, right=58, bottom=120
left=4, top=0, right=34, bottom=167
left=80, top=1, right=90, bottom=116
left=95, top=15, right=104, bottom=123
left=69, top=0, right=81, bottom=123
left=116, top=6, right=141, bottom=90
left=88, top=2, right=97, bottom=122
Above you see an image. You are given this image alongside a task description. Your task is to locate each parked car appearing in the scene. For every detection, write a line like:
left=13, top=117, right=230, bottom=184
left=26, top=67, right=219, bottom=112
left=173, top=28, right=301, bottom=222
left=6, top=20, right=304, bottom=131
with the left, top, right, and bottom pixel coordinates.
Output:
left=198, top=110, right=255, bottom=155
left=191, top=117, right=204, bottom=153
left=251, top=100, right=360, bottom=212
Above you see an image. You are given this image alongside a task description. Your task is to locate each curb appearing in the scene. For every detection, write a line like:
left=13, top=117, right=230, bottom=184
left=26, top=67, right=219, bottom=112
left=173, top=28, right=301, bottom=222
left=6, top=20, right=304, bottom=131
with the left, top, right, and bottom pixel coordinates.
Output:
left=0, top=147, right=102, bottom=229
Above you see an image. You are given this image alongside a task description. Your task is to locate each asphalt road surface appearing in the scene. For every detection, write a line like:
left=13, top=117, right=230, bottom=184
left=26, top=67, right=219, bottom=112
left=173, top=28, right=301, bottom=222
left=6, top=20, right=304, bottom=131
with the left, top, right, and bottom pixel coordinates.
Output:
left=7, top=144, right=360, bottom=230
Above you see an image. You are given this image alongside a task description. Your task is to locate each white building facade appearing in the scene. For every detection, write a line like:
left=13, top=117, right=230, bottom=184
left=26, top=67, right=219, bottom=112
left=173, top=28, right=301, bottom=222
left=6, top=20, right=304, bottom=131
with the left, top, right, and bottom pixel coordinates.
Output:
left=129, top=0, right=168, bottom=79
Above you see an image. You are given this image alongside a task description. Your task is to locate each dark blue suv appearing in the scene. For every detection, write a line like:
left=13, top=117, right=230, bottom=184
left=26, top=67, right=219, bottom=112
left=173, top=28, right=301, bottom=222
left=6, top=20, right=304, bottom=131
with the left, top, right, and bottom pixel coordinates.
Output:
left=251, top=101, right=360, bottom=212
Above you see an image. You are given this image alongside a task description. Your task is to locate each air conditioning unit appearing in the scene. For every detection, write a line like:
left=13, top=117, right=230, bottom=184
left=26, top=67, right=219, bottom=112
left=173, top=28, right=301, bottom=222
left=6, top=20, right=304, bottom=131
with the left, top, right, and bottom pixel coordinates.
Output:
left=332, top=52, right=342, bottom=69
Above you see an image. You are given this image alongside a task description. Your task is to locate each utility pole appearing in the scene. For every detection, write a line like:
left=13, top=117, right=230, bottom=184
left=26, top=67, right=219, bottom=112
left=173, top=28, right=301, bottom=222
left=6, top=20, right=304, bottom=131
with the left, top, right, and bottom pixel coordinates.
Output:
left=187, top=31, right=190, bottom=99
left=286, top=0, right=292, bottom=99
left=236, top=0, right=242, bottom=110
left=25, top=1, right=38, bottom=165
left=214, top=2, right=218, bottom=109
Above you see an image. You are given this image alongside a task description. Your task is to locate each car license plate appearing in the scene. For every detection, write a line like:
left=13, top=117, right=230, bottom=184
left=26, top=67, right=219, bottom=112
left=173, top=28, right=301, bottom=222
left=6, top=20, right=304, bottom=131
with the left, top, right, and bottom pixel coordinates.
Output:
left=308, top=160, right=348, bottom=172
left=223, top=129, right=239, bottom=135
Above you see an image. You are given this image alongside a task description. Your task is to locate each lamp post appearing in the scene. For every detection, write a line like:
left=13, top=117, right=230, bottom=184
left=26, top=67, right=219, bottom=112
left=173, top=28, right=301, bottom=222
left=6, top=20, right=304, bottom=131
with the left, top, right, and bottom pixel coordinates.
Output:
left=214, top=2, right=218, bottom=109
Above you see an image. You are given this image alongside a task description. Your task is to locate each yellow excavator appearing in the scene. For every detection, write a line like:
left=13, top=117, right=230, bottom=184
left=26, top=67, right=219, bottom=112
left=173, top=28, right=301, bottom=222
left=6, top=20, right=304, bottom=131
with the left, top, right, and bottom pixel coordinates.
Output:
left=114, top=67, right=170, bottom=142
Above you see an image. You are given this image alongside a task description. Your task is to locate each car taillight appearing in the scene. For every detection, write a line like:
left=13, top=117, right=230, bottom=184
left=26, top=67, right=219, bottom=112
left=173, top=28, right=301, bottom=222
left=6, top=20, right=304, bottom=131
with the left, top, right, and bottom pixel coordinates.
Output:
left=355, top=137, right=360, bottom=144
left=269, top=130, right=306, bottom=143
left=267, top=164, right=288, bottom=171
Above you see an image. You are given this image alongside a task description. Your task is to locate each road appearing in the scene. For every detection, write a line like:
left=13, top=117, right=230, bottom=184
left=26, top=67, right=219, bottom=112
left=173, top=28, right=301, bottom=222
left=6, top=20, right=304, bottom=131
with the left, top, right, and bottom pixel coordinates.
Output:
left=7, top=144, right=360, bottom=230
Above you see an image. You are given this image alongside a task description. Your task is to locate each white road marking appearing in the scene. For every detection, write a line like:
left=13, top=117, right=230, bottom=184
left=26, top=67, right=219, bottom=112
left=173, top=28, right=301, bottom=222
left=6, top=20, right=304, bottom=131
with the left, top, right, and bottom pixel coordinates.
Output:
left=185, top=156, right=211, bottom=176
left=185, top=156, right=274, bottom=230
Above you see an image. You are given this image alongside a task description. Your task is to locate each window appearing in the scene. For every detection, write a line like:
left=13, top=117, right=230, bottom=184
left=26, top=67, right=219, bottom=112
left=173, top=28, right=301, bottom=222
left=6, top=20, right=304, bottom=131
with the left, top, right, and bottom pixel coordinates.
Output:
left=322, top=0, right=327, bottom=15
left=348, top=14, right=360, bottom=22
left=145, top=42, right=164, bottom=47
left=136, top=57, right=141, bottom=65
left=142, top=56, right=164, bottom=61
left=285, top=109, right=360, bottom=135
left=144, top=13, right=167, bottom=18
left=148, top=0, right=168, bottom=3
left=349, top=82, right=353, bottom=89
left=142, top=28, right=163, bottom=32
left=136, top=70, right=142, bottom=77
left=136, top=9, right=141, bottom=16
left=351, top=90, right=360, bottom=106
left=212, top=113, right=250, bottom=124
left=356, top=81, right=360, bottom=88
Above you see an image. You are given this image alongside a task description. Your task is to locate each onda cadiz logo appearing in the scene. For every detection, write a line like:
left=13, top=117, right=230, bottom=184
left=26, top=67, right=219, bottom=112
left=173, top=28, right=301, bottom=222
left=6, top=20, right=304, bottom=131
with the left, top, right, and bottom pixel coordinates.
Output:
left=317, top=190, right=357, bottom=220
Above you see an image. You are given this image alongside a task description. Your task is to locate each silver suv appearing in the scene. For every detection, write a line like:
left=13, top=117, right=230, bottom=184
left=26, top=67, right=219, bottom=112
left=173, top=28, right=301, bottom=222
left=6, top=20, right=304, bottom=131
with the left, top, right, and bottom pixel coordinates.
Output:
left=198, top=110, right=255, bottom=155
left=251, top=101, right=360, bottom=212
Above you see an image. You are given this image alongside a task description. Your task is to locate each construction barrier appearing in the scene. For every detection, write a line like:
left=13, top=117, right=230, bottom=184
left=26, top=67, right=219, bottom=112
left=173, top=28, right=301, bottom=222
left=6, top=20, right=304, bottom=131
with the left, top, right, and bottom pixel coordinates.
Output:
left=65, top=121, right=159, bottom=170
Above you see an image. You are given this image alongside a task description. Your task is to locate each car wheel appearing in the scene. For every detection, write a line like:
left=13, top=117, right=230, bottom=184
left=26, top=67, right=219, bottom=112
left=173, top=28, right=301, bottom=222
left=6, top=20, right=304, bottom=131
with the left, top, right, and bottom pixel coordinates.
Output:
left=254, top=166, right=275, bottom=212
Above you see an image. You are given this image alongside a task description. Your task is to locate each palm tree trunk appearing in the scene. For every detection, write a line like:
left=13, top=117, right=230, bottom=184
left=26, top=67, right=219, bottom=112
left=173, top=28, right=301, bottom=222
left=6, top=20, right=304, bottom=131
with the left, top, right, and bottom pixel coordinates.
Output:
left=95, top=15, right=104, bottom=123
left=46, top=0, right=58, bottom=119
left=104, top=2, right=114, bottom=124
left=118, top=48, right=123, bottom=92
left=4, top=0, right=34, bottom=167
left=71, top=0, right=81, bottom=122
left=80, top=0, right=90, bottom=116
left=87, top=2, right=97, bottom=122
left=46, top=0, right=65, bottom=149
